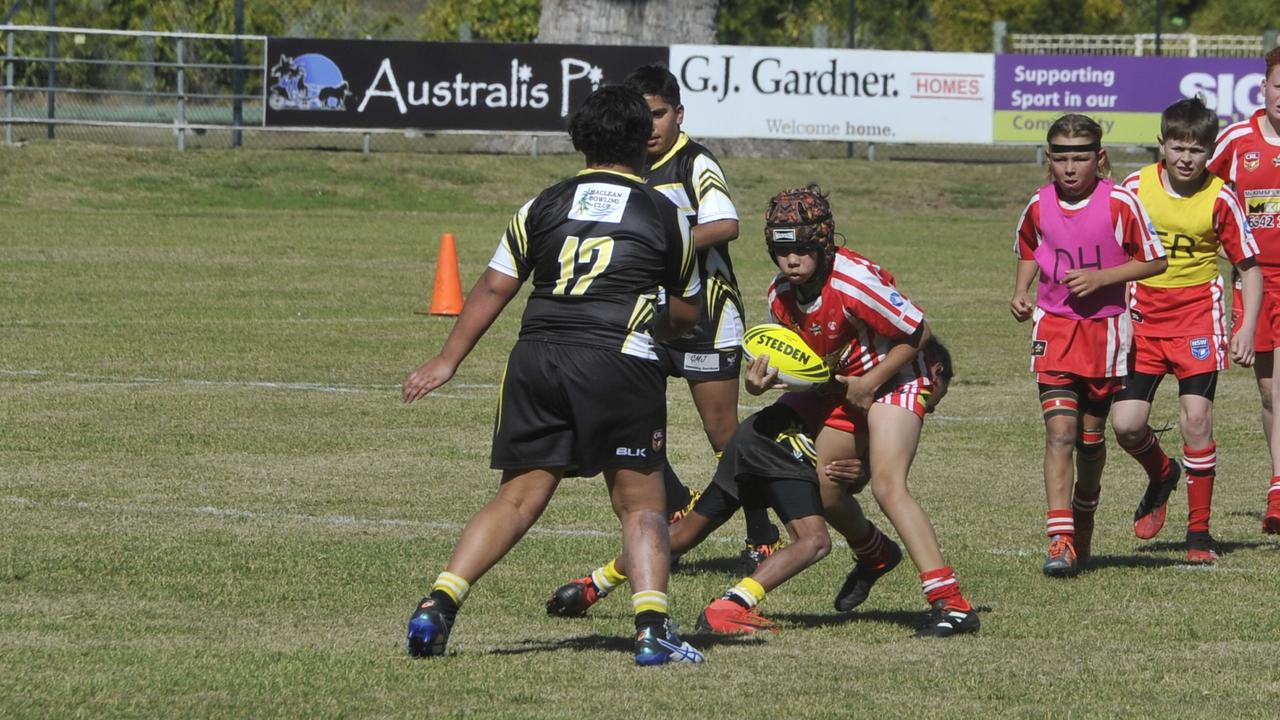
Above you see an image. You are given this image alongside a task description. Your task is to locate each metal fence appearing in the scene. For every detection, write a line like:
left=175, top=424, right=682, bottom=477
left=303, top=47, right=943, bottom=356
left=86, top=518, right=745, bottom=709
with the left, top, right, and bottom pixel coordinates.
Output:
left=1009, top=32, right=1270, bottom=58
left=10, top=22, right=1265, bottom=163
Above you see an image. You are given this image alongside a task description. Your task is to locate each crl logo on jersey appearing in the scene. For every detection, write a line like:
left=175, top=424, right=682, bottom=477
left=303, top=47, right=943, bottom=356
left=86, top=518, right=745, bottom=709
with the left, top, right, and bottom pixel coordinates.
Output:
left=269, top=54, right=355, bottom=111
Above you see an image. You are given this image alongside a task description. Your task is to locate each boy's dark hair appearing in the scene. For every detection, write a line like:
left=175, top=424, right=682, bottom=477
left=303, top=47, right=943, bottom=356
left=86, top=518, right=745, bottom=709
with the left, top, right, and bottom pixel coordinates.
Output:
left=1046, top=113, right=1112, bottom=178
left=568, top=85, right=653, bottom=169
left=924, top=337, right=953, bottom=382
left=624, top=64, right=681, bottom=107
left=1267, top=46, right=1280, bottom=78
left=1161, top=96, right=1218, bottom=148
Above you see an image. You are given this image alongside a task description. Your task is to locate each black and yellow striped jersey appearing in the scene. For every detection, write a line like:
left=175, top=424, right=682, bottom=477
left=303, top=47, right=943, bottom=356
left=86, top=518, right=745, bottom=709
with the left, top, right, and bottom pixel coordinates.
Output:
left=644, top=133, right=744, bottom=351
left=488, top=169, right=701, bottom=361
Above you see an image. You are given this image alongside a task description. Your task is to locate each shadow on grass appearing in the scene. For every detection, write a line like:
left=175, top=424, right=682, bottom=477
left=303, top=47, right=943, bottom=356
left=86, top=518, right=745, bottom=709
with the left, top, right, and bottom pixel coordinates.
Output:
left=486, top=631, right=756, bottom=656
left=671, top=555, right=744, bottom=576
left=1223, top=509, right=1280, bottom=526
left=1082, top=553, right=1191, bottom=570
left=769, top=604, right=995, bottom=633
left=1131, top=538, right=1271, bottom=557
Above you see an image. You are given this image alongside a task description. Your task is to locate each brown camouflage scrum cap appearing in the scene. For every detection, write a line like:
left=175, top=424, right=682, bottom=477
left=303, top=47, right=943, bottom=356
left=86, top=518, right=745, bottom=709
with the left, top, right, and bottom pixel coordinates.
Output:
left=764, top=184, right=836, bottom=256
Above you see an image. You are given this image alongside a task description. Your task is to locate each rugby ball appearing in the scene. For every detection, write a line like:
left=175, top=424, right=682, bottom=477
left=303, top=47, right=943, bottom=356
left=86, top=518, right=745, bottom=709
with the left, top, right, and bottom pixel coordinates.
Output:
left=741, top=323, right=831, bottom=390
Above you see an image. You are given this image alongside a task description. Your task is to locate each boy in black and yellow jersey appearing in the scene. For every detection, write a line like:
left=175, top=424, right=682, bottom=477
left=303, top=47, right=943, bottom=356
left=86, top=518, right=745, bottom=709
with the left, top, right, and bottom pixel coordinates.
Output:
left=402, top=86, right=705, bottom=666
left=626, top=65, right=784, bottom=572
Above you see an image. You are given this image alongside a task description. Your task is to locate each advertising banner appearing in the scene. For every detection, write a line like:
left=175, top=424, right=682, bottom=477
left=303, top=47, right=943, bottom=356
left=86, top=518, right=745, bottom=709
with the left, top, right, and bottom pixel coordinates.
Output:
left=994, top=55, right=1266, bottom=145
left=672, top=45, right=995, bottom=144
left=263, top=38, right=665, bottom=131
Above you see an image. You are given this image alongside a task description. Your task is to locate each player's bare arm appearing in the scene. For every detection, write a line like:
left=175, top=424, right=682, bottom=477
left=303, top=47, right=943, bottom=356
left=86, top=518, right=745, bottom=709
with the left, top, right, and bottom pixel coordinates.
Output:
left=1010, top=259, right=1038, bottom=321
left=651, top=291, right=700, bottom=342
left=1232, top=258, right=1263, bottom=367
left=835, top=323, right=931, bottom=412
left=402, top=268, right=522, bottom=404
left=1062, top=255, right=1167, bottom=298
left=691, top=218, right=739, bottom=250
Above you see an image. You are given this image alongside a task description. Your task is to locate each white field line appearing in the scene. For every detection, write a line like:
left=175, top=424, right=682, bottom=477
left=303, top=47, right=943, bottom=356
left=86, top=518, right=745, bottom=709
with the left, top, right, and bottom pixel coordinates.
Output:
left=7, top=496, right=1274, bottom=569
left=1, top=369, right=1021, bottom=420
left=1, top=495, right=749, bottom=546
left=0, top=369, right=497, bottom=396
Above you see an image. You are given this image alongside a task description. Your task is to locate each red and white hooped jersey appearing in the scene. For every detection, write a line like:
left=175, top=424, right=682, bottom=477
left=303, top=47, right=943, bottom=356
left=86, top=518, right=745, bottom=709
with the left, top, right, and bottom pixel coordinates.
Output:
left=1210, top=109, right=1280, bottom=279
left=767, top=247, right=930, bottom=389
left=1121, top=164, right=1257, bottom=338
left=1015, top=182, right=1164, bottom=265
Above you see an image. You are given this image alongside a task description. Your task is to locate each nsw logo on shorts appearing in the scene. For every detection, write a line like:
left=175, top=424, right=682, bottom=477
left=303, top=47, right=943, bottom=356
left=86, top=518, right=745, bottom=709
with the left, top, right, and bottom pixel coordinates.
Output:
left=1031, top=340, right=1047, bottom=357
left=1189, top=337, right=1210, bottom=361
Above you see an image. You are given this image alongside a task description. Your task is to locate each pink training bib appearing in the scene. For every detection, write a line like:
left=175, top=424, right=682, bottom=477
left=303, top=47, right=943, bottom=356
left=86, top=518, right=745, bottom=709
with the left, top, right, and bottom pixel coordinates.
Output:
left=1032, top=179, right=1127, bottom=320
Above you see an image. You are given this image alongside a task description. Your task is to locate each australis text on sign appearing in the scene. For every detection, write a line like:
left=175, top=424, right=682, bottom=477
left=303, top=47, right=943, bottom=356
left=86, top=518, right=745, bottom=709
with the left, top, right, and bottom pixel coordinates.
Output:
left=263, top=38, right=665, bottom=131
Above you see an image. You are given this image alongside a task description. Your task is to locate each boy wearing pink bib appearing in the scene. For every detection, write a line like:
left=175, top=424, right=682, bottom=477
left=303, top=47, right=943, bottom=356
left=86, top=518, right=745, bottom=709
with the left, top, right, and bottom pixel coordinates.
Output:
left=1010, top=114, right=1168, bottom=577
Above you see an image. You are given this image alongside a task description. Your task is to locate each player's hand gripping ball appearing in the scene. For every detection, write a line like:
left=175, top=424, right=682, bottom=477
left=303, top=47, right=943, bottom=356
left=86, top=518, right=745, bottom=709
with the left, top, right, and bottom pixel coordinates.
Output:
left=742, top=323, right=831, bottom=391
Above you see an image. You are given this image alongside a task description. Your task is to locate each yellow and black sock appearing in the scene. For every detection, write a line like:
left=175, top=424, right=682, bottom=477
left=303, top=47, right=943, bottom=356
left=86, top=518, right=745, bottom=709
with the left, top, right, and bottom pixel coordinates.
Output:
left=590, top=559, right=627, bottom=594
left=632, top=590, right=670, bottom=631
left=429, top=570, right=470, bottom=622
left=724, top=577, right=766, bottom=609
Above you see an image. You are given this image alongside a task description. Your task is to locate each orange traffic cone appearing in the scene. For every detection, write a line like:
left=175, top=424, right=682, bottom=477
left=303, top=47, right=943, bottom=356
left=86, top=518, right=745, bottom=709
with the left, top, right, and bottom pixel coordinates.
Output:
left=418, top=232, right=463, bottom=316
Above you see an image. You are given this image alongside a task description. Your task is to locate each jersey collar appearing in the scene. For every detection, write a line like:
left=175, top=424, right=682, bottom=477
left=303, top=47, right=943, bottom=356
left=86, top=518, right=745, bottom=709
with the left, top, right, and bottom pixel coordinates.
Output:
left=576, top=168, right=644, bottom=183
left=1252, top=108, right=1280, bottom=146
left=647, top=132, right=690, bottom=172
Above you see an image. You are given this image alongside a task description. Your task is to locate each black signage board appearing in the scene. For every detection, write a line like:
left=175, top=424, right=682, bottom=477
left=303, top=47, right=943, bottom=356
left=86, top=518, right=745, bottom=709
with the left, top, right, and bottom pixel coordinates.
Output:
left=264, top=38, right=668, bottom=131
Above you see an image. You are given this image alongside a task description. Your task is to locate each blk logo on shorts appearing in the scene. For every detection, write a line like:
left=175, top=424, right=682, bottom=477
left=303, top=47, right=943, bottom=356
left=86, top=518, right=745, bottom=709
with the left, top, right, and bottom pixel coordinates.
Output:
left=1190, top=337, right=1210, bottom=361
left=1130, top=308, right=1144, bottom=324
left=1031, top=340, right=1047, bottom=357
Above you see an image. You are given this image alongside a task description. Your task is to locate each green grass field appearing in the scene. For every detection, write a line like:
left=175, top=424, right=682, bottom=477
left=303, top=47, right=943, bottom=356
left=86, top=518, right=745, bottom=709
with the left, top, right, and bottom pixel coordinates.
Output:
left=2, top=143, right=1278, bottom=718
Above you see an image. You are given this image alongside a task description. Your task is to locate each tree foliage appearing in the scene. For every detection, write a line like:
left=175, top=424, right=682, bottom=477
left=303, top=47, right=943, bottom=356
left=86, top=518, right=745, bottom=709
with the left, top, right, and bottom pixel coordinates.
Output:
left=419, top=0, right=540, bottom=43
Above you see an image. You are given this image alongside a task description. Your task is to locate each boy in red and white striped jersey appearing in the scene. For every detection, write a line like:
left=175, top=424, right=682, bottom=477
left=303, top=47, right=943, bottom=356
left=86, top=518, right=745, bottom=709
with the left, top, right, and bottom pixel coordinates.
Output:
left=751, top=185, right=979, bottom=638
left=1010, top=114, right=1167, bottom=576
left=1113, top=97, right=1262, bottom=562
left=1208, top=46, right=1280, bottom=533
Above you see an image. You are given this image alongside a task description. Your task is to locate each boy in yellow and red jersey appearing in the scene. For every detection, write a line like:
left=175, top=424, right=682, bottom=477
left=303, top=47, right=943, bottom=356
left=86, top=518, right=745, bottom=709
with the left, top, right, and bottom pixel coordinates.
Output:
left=1113, top=97, right=1262, bottom=562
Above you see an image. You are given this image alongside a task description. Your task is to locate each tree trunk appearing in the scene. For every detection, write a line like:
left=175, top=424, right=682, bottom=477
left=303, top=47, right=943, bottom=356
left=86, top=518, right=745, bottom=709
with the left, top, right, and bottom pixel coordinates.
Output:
left=537, top=0, right=717, bottom=45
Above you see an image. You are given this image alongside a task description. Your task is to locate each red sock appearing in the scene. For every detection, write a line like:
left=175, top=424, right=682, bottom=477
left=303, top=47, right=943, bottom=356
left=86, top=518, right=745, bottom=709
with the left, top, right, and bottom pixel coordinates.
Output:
left=1268, top=476, right=1280, bottom=511
left=1183, top=443, right=1216, bottom=533
left=920, top=566, right=971, bottom=611
left=1071, top=485, right=1100, bottom=530
left=1046, top=509, right=1074, bottom=541
left=1118, top=427, right=1171, bottom=481
left=852, top=523, right=890, bottom=564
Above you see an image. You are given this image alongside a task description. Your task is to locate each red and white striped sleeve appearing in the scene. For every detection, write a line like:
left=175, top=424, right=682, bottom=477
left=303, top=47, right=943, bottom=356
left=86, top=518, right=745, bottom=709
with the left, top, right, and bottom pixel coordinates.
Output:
left=1120, top=169, right=1142, bottom=194
left=1208, top=119, right=1251, bottom=184
left=829, top=256, right=923, bottom=341
left=1213, top=188, right=1259, bottom=266
left=1110, top=185, right=1165, bottom=261
left=1015, top=194, right=1040, bottom=260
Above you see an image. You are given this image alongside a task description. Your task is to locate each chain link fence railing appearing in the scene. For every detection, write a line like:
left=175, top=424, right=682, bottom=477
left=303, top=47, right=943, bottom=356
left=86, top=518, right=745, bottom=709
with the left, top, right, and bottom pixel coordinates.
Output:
left=1009, top=32, right=1269, bottom=58
left=3, top=2, right=1272, bottom=162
